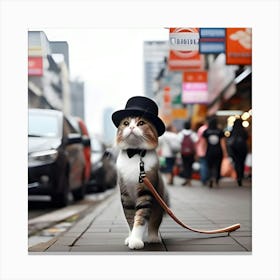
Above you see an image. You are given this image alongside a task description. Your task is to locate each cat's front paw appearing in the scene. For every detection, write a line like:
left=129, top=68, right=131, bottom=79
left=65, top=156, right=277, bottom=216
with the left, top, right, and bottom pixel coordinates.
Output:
left=128, top=237, right=144, bottom=249
left=124, top=236, right=130, bottom=246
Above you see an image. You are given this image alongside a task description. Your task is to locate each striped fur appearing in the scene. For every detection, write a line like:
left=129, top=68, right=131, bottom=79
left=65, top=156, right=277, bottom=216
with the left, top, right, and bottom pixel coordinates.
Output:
left=115, top=117, right=168, bottom=249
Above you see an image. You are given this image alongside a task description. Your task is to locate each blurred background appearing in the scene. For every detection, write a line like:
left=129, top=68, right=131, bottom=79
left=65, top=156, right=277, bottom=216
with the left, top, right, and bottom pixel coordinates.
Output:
left=28, top=27, right=252, bottom=208
left=28, top=28, right=251, bottom=144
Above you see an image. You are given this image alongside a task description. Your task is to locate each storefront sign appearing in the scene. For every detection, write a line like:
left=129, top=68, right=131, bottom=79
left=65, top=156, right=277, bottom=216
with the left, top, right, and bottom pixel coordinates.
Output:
left=28, top=56, right=43, bottom=76
left=168, top=50, right=204, bottom=71
left=182, top=71, right=208, bottom=104
left=200, top=28, right=226, bottom=38
left=168, top=28, right=204, bottom=71
left=226, top=28, right=252, bottom=65
left=169, top=28, right=199, bottom=51
left=199, top=28, right=225, bottom=54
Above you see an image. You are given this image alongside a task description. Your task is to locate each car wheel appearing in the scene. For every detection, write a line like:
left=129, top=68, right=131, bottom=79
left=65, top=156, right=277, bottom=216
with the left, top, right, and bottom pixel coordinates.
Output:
left=51, top=170, right=70, bottom=207
left=72, top=183, right=86, bottom=201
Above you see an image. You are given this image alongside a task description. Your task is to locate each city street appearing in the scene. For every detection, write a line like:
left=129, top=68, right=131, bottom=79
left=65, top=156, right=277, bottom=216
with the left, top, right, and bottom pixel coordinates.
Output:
left=1, top=2, right=280, bottom=280
left=29, top=177, right=252, bottom=254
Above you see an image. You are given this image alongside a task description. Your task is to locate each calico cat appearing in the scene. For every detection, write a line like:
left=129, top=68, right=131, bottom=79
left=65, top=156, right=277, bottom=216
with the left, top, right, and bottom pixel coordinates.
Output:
left=115, top=116, right=168, bottom=249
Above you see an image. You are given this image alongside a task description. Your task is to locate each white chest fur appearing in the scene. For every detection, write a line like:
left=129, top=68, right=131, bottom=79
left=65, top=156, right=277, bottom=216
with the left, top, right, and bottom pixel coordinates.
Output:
left=116, top=150, right=158, bottom=198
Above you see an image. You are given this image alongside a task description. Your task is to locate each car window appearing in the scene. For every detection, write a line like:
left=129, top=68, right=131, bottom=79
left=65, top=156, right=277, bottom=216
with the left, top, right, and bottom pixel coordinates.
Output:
left=29, top=114, right=60, bottom=137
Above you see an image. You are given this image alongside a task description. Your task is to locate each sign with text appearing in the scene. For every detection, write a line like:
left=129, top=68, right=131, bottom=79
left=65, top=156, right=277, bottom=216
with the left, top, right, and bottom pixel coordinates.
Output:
left=182, top=71, right=208, bottom=104
left=168, top=28, right=204, bottom=71
left=28, top=56, right=43, bottom=76
left=226, top=28, right=252, bottom=65
left=169, top=27, right=199, bottom=51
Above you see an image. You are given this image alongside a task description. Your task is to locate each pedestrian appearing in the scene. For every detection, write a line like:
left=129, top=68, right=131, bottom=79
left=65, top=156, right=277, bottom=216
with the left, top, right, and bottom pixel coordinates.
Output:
left=178, top=120, right=198, bottom=186
left=227, top=118, right=248, bottom=186
left=195, top=120, right=209, bottom=186
left=203, top=116, right=228, bottom=188
left=158, top=124, right=181, bottom=185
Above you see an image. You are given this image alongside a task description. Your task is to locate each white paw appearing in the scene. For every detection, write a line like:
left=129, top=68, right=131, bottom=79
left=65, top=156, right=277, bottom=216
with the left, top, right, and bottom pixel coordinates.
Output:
left=148, top=234, right=161, bottom=243
left=124, top=236, right=130, bottom=246
left=128, top=237, right=144, bottom=249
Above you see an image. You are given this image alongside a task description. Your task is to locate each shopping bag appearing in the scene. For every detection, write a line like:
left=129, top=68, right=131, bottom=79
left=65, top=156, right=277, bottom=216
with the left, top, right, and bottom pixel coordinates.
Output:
left=221, top=157, right=237, bottom=179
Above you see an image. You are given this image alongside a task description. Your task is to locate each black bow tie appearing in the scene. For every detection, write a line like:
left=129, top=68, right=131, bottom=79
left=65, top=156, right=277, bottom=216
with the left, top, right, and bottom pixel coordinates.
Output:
left=126, top=149, right=146, bottom=158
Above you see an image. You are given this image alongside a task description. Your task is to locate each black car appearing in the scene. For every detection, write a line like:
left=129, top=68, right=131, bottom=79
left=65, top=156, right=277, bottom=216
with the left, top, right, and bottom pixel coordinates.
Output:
left=28, top=108, right=87, bottom=207
left=87, top=135, right=117, bottom=193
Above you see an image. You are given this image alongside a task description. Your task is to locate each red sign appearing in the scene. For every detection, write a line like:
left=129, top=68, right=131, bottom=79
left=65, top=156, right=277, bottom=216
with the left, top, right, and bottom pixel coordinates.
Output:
left=182, top=71, right=208, bottom=104
left=226, top=28, right=252, bottom=65
left=168, top=28, right=204, bottom=71
left=28, top=57, right=43, bottom=76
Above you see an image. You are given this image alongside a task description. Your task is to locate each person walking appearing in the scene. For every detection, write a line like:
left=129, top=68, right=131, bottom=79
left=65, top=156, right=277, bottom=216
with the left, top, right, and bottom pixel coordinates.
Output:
left=158, top=124, right=180, bottom=185
left=195, top=121, right=209, bottom=186
left=227, top=118, right=248, bottom=186
left=203, top=116, right=228, bottom=188
left=178, top=120, right=198, bottom=186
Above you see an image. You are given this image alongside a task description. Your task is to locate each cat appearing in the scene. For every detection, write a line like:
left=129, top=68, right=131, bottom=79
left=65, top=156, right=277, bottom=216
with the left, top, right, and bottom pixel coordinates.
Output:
left=115, top=116, right=168, bottom=250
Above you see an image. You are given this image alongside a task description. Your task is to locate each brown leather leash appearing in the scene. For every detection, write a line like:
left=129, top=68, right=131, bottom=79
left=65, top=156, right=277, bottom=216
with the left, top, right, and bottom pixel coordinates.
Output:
left=138, top=154, right=240, bottom=234
left=139, top=151, right=240, bottom=234
left=143, top=177, right=240, bottom=234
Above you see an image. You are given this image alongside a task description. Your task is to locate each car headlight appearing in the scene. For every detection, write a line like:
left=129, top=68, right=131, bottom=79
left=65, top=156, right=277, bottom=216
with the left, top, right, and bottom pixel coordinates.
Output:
left=29, top=149, right=58, bottom=162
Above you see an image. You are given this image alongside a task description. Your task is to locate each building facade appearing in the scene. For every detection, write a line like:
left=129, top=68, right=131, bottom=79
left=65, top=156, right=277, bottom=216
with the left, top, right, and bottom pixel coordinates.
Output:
left=28, top=31, right=72, bottom=115
left=143, top=41, right=169, bottom=98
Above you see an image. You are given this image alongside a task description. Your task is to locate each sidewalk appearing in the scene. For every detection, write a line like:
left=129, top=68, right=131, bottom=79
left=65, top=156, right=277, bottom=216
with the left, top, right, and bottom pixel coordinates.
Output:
left=29, top=177, right=252, bottom=254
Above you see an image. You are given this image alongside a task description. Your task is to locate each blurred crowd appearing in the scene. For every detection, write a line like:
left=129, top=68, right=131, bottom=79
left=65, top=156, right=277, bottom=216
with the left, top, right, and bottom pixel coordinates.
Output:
left=158, top=116, right=251, bottom=188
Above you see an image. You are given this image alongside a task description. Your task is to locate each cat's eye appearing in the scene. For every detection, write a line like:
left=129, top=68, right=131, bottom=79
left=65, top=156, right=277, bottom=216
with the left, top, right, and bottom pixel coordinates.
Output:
left=137, top=120, right=145, bottom=126
left=123, top=120, right=129, bottom=126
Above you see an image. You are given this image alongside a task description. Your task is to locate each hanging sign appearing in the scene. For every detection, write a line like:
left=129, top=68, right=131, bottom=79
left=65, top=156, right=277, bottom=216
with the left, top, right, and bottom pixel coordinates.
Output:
left=199, top=28, right=226, bottom=54
left=168, top=28, right=204, bottom=71
left=182, top=71, right=208, bottom=104
left=169, top=27, right=199, bottom=51
left=226, top=28, right=252, bottom=65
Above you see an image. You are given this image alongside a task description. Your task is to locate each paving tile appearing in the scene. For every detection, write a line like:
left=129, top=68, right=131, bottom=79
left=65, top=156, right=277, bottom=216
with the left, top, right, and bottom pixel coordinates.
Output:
left=230, top=231, right=252, bottom=237
left=75, top=238, right=125, bottom=245
left=54, top=236, right=77, bottom=246
left=164, top=244, right=247, bottom=252
left=70, top=245, right=130, bottom=252
left=45, top=244, right=72, bottom=252
left=230, top=236, right=252, bottom=251
left=82, top=232, right=127, bottom=238
left=109, top=227, right=129, bottom=233
left=71, top=242, right=166, bottom=252
left=163, top=236, right=238, bottom=245
left=161, top=232, right=225, bottom=239
left=85, top=227, right=111, bottom=233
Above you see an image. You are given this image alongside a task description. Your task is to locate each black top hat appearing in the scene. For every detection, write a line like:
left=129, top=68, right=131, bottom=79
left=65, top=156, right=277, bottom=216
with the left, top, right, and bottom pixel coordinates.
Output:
left=112, top=96, right=165, bottom=136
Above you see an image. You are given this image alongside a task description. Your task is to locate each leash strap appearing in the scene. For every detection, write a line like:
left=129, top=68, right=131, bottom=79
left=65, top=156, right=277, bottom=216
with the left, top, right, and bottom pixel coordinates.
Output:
left=139, top=155, right=240, bottom=234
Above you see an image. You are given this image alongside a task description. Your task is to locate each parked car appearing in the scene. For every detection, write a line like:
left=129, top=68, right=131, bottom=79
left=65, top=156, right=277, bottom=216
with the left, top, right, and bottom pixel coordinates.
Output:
left=87, top=135, right=117, bottom=193
left=28, top=108, right=87, bottom=207
left=68, top=116, right=91, bottom=184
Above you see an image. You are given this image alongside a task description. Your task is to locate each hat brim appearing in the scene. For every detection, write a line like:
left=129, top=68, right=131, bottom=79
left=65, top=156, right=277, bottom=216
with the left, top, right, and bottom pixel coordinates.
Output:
left=112, top=109, right=165, bottom=136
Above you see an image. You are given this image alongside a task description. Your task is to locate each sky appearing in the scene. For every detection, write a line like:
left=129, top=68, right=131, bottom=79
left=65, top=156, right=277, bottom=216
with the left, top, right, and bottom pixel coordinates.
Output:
left=43, top=28, right=169, bottom=138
